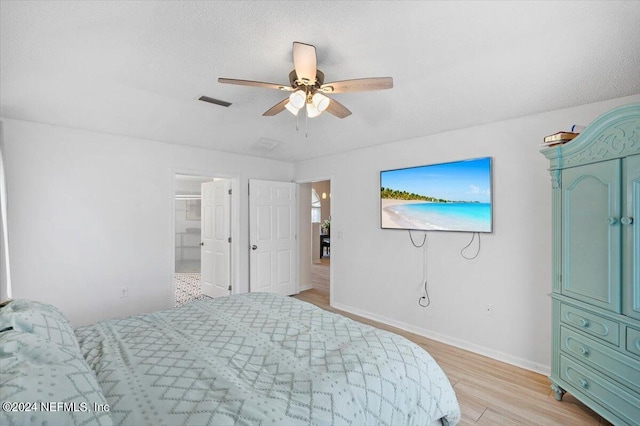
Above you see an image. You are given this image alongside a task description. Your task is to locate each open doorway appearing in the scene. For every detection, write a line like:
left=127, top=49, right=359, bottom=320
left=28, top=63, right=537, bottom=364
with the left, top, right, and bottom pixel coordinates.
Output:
left=298, top=179, right=331, bottom=303
left=174, top=174, right=233, bottom=306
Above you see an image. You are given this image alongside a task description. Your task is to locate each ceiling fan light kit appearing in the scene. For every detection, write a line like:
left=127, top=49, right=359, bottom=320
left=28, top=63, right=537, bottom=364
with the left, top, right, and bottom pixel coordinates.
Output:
left=288, top=90, right=306, bottom=110
left=305, top=102, right=322, bottom=118
left=284, top=101, right=301, bottom=116
left=312, top=92, right=330, bottom=112
left=284, top=90, right=330, bottom=118
left=218, top=41, right=393, bottom=133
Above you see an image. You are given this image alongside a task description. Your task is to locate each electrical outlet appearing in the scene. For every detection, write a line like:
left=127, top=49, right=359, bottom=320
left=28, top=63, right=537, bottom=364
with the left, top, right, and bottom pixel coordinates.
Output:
left=120, top=287, right=128, bottom=298
left=484, top=304, right=492, bottom=316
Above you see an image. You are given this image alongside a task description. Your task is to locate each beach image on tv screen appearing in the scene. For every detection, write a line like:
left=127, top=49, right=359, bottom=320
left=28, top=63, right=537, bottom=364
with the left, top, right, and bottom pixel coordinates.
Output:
left=380, top=157, right=492, bottom=232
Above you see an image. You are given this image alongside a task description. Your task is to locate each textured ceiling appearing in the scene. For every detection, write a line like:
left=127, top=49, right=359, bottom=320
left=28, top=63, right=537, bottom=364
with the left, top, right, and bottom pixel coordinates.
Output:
left=1, top=1, right=639, bottom=162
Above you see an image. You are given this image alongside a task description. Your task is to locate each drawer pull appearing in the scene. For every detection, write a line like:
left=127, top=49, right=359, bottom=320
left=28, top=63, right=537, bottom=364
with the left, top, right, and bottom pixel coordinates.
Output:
left=580, top=318, right=590, bottom=328
left=579, top=346, right=589, bottom=356
left=579, top=379, right=589, bottom=389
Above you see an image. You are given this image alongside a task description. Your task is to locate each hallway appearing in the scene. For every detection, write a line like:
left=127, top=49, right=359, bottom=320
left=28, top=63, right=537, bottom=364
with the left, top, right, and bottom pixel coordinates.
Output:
left=310, top=257, right=329, bottom=300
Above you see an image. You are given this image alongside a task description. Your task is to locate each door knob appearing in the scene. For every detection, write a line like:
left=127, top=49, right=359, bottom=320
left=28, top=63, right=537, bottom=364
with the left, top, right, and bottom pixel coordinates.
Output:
left=200, top=242, right=205, bottom=246
left=607, top=217, right=618, bottom=225
left=251, top=245, right=258, bottom=250
left=621, top=216, right=634, bottom=225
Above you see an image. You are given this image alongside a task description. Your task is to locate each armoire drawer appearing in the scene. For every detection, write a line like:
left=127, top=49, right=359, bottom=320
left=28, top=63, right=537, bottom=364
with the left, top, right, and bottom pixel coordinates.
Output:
left=560, top=303, right=619, bottom=346
left=560, top=354, right=640, bottom=425
left=561, top=326, right=640, bottom=394
left=627, top=326, right=640, bottom=359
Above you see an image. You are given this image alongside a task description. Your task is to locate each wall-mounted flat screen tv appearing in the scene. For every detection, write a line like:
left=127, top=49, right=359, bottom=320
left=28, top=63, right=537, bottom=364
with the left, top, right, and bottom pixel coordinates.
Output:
left=380, top=157, right=492, bottom=233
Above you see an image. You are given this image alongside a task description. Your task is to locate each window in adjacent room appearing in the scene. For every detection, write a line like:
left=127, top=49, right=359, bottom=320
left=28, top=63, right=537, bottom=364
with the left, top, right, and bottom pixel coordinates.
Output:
left=311, top=189, right=321, bottom=223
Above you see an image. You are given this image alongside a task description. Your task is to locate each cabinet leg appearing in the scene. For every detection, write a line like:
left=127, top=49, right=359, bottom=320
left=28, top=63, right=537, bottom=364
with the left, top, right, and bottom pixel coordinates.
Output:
left=551, top=383, right=566, bottom=401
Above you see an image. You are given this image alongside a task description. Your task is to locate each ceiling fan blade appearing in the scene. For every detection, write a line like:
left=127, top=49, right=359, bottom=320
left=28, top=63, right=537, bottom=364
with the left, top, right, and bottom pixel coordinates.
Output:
left=262, top=98, right=290, bottom=116
left=319, top=77, right=393, bottom=94
left=292, top=42, right=317, bottom=85
left=218, top=78, right=293, bottom=91
left=325, top=97, right=352, bottom=119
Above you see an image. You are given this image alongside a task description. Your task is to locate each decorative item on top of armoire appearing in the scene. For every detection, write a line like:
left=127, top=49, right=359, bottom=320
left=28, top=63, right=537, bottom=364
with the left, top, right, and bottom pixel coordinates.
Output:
left=541, top=103, right=640, bottom=426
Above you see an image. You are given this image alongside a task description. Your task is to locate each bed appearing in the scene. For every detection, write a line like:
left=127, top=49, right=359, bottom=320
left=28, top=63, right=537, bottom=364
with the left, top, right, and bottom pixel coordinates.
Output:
left=0, top=293, right=460, bottom=425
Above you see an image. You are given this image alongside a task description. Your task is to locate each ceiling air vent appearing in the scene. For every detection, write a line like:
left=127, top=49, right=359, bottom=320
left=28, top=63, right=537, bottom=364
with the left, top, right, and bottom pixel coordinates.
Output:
left=198, top=96, right=231, bottom=107
left=250, top=137, right=281, bottom=154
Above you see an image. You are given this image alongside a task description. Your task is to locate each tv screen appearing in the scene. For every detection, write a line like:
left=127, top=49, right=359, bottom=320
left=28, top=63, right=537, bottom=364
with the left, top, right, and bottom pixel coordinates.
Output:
left=380, top=157, right=493, bottom=233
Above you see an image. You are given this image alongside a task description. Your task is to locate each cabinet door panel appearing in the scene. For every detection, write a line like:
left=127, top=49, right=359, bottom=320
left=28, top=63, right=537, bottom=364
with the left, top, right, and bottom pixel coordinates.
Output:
left=562, top=160, right=621, bottom=312
left=623, top=154, right=640, bottom=319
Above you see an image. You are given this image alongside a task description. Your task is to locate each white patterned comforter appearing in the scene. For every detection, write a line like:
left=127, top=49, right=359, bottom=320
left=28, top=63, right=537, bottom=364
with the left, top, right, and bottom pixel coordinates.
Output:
left=75, top=293, right=460, bottom=425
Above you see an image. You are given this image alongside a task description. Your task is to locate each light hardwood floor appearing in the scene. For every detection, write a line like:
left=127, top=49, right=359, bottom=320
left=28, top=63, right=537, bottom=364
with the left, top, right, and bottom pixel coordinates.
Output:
left=293, top=284, right=612, bottom=425
left=310, top=257, right=330, bottom=294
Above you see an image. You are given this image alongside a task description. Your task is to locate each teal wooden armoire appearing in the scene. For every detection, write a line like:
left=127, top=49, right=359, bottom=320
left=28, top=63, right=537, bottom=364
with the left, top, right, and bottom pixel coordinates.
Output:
left=541, top=103, right=640, bottom=426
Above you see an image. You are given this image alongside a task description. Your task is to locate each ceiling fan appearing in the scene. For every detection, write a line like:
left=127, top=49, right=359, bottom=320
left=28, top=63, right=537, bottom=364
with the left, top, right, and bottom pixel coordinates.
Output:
left=218, top=42, right=393, bottom=119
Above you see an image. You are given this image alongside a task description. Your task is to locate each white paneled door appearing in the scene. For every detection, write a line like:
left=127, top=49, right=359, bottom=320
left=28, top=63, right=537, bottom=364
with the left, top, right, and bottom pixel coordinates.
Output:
left=200, top=180, right=231, bottom=298
left=249, top=179, right=298, bottom=296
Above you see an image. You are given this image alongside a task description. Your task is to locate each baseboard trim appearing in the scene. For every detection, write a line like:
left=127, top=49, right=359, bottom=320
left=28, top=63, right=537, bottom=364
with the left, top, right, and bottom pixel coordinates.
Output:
left=331, top=300, right=550, bottom=376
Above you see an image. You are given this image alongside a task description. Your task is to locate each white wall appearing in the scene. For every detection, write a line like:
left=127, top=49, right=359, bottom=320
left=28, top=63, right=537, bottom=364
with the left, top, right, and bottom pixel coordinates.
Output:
left=0, top=121, right=10, bottom=301
left=2, top=118, right=293, bottom=326
left=293, top=94, right=640, bottom=374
